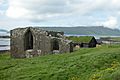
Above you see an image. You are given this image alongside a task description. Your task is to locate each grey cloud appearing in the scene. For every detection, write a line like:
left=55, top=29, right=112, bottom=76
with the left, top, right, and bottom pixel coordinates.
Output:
left=6, top=0, right=120, bottom=23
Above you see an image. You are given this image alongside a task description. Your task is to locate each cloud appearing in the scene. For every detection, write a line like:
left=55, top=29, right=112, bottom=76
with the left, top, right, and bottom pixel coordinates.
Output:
left=95, top=16, right=118, bottom=29
left=0, top=0, right=7, bottom=5
left=6, top=0, right=110, bottom=22
left=0, top=10, right=4, bottom=15
left=0, top=0, right=8, bottom=15
left=6, top=0, right=74, bottom=21
left=0, top=0, right=4, bottom=5
left=103, top=17, right=118, bottom=29
left=4, top=0, right=120, bottom=30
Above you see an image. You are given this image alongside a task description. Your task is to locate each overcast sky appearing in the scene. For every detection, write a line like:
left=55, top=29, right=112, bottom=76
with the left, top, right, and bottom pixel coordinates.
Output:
left=0, top=0, right=120, bottom=30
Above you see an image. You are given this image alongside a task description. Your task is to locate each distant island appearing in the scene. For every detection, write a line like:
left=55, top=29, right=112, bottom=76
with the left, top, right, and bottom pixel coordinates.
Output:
left=0, top=29, right=10, bottom=38
left=0, top=29, right=9, bottom=33
left=39, top=26, right=120, bottom=36
left=1, top=26, right=120, bottom=37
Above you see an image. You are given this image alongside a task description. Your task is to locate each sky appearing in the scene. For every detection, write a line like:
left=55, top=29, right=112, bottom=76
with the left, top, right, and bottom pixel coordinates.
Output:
left=0, top=0, right=120, bottom=30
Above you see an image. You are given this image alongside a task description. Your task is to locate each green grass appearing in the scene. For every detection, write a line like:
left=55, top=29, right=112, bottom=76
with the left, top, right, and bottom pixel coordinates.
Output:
left=1, top=45, right=120, bottom=80
left=110, top=37, right=120, bottom=41
left=66, top=36, right=93, bottom=43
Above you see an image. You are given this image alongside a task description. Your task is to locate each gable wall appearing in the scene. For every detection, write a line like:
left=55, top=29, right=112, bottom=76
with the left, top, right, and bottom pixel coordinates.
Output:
left=89, top=37, right=97, bottom=47
left=10, top=28, right=27, bottom=58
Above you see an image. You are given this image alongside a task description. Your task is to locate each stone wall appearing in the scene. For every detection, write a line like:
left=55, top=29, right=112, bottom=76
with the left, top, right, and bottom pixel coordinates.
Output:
left=10, top=28, right=27, bottom=58
left=59, top=39, right=73, bottom=53
left=10, top=27, right=73, bottom=58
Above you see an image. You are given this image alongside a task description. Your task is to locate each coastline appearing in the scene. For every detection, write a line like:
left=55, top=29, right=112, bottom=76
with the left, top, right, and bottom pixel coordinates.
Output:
left=0, top=45, right=9, bottom=47
left=0, top=50, right=9, bottom=53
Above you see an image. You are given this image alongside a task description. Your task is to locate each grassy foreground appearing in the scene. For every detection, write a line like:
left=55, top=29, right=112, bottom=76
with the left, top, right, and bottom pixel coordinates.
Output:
left=0, top=45, right=120, bottom=80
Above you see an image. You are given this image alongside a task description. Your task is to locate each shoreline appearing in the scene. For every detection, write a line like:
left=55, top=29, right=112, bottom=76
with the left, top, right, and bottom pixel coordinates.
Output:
left=0, top=36, right=10, bottom=38
left=0, top=45, right=9, bottom=47
left=0, top=50, right=9, bottom=53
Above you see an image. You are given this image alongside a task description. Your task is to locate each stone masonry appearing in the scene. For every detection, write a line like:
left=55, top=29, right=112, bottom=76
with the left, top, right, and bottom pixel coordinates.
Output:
left=10, top=27, right=73, bottom=58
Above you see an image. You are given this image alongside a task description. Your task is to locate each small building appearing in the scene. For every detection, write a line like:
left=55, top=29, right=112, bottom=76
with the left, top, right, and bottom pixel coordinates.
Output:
left=67, top=36, right=97, bottom=48
left=96, top=39, right=103, bottom=45
left=10, top=27, right=73, bottom=58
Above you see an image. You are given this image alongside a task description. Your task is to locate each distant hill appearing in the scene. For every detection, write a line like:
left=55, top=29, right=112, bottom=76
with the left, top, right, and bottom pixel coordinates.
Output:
left=39, top=26, right=120, bottom=36
left=0, top=29, right=8, bottom=33
left=0, top=29, right=9, bottom=36
left=1, top=26, right=120, bottom=36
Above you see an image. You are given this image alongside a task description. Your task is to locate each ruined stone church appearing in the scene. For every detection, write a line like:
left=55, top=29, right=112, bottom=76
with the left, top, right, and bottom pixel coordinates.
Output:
left=10, top=27, right=73, bottom=58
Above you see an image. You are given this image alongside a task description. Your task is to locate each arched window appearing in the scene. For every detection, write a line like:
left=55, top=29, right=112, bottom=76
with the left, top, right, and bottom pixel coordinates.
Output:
left=24, top=29, right=33, bottom=50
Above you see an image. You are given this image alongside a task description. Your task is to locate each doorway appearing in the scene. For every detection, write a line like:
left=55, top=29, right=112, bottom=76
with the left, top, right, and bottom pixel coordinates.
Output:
left=52, top=39, right=59, bottom=50
left=24, top=30, right=33, bottom=50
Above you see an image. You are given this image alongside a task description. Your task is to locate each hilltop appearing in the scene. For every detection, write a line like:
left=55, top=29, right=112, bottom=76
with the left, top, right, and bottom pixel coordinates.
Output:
left=0, top=45, right=120, bottom=80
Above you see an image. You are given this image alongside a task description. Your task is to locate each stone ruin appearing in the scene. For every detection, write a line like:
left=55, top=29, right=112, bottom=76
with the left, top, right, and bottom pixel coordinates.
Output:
left=10, top=27, right=73, bottom=58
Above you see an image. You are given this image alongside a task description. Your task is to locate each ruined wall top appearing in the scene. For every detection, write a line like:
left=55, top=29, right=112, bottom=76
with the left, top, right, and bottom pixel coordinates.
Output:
left=11, top=27, right=64, bottom=38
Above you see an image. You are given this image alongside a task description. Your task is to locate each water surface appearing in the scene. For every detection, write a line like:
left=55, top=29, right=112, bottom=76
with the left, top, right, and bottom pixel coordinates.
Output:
left=0, top=38, right=10, bottom=51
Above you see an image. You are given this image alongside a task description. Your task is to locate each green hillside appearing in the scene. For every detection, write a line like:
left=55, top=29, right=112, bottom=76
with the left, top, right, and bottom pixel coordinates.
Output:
left=0, top=45, right=120, bottom=80
left=39, top=26, right=120, bottom=36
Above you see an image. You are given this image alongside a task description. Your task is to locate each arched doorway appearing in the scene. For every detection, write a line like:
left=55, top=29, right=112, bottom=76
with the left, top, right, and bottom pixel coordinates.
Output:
left=52, top=39, right=59, bottom=50
left=24, top=29, right=33, bottom=50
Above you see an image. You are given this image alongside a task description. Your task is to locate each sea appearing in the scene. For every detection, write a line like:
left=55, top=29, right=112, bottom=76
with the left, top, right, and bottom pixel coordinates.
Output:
left=0, top=38, right=10, bottom=51
left=0, top=34, right=120, bottom=51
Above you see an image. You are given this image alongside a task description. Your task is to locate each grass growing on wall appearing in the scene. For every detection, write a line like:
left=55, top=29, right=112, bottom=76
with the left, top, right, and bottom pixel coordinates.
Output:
left=0, top=45, right=120, bottom=80
left=66, top=36, right=93, bottom=43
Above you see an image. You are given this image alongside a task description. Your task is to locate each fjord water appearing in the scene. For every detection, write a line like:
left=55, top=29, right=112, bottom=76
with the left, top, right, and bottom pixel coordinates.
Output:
left=0, top=38, right=10, bottom=50
left=0, top=34, right=120, bottom=51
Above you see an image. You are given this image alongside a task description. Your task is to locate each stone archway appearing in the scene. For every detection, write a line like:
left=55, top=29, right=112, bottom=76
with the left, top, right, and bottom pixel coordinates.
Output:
left=24, top=29, right=33, bottom=50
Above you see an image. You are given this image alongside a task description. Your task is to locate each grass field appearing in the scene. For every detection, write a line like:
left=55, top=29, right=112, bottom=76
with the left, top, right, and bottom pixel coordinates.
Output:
left=0, top=45, right=120, bottom=80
